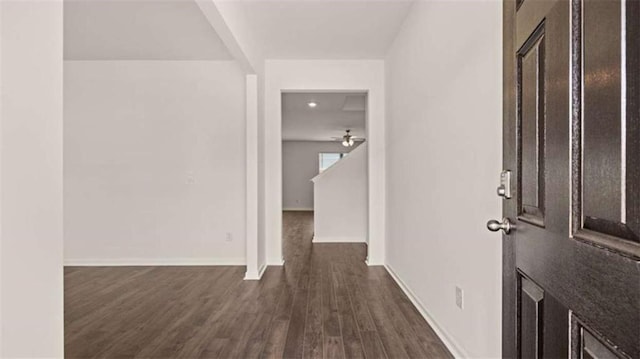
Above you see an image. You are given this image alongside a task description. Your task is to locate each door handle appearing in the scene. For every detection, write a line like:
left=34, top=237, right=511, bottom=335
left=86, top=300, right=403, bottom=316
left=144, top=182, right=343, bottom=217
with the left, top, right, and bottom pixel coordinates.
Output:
left=486, top=218, right=514, bottom=234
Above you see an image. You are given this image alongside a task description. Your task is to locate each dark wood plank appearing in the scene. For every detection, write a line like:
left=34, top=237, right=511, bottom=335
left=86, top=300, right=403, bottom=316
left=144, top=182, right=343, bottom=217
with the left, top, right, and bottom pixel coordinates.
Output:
left=302, top=257, right=323, bottom=359
left=64, top=211, right=452, bottom=358
left=321, top=258, right=345, bottom=359
left=360, top=278, right=411, bottom=359
left=281, top=255, right=311, bottom=358
left=332, top=266, right=365, bottom=359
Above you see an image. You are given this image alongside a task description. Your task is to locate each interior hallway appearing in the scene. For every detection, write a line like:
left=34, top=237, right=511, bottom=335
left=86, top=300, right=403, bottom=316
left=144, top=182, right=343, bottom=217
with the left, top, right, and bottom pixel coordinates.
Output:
left=64, top=211, right=452, bottom=358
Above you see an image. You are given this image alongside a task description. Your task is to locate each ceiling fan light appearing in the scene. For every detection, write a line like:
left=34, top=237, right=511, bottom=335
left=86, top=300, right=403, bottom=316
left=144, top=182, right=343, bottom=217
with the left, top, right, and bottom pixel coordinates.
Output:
left=340, top=129, right=354, bottom=147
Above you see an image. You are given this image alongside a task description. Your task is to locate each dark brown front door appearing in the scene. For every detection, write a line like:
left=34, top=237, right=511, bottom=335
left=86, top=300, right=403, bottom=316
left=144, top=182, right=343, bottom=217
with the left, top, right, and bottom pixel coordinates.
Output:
left=502, top=0, right=639, bottom=358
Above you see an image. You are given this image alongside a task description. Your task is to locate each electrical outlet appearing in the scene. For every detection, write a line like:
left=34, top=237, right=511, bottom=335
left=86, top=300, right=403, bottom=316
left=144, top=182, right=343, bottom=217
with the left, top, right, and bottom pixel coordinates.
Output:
left=455, top=286, right=464, bottom=309
left=186, top=171, right=196, bottom=185
left=225, top=232, right=233, bottom=242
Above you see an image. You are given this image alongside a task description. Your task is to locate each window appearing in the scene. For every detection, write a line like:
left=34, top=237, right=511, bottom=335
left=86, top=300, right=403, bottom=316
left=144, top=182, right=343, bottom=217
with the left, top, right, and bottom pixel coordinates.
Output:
left=319, top=152, right=347, bottom=172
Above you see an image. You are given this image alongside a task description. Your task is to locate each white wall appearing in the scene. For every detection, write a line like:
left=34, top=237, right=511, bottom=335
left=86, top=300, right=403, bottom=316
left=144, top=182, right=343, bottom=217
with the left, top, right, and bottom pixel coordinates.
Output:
left=264, top=60, right=385, bottom=266
left=312, top=143, right=367, bottom=243
left=0, top=1, right=64, bottom=356
left=64, top=61, right=247, bottom=265
left=194, top=0, right=263, bottom=278
left=385, top=1, right=502, bottom=358
left=282, top=141, right=356, bottom=210
left=200, top=0, right=268, bottom=276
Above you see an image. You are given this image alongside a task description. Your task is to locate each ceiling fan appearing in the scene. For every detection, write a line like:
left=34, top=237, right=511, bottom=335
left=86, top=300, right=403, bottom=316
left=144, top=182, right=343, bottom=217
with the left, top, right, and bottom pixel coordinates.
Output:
left=331, top=129, right=358, bottom=147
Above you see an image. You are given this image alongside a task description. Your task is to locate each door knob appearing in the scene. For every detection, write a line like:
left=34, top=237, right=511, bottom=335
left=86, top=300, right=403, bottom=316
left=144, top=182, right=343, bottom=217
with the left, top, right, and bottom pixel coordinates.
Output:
left=487, top=218, right=513, bottom=234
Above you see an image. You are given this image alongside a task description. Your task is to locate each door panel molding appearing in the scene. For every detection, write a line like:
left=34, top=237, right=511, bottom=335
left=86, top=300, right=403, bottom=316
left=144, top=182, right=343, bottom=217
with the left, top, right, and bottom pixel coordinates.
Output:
left=518, top=275, right=544, bottom=359
left=570, top=0, right=640, bottom=259
left=570, top=313, right=631, bottom=359
left=517, top=22, right=546, bottom=227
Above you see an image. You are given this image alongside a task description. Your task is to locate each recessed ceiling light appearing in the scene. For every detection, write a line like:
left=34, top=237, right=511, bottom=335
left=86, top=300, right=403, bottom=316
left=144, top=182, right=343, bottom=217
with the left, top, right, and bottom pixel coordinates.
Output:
left=308, top=102, right=317, bottom=108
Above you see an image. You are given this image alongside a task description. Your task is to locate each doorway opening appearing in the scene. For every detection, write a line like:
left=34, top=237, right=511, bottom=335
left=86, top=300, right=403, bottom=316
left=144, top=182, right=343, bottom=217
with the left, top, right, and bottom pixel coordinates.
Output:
left=281, top=92, right=369, bottom=259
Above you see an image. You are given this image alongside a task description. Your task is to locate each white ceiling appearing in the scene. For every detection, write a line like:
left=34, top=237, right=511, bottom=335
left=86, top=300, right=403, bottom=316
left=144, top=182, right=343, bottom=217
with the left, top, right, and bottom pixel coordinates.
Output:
left=226, top=0, right=414, bottom=59
left=64, top=0, right=233, bottom=60
left=64, top=0, right=414, bottom=61
left=282, top=93, right=366, bottom=141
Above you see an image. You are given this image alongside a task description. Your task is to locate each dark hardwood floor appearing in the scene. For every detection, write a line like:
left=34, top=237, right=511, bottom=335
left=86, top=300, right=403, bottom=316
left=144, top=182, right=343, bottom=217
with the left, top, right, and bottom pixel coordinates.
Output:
left=65, top=211, right=452, bottom=358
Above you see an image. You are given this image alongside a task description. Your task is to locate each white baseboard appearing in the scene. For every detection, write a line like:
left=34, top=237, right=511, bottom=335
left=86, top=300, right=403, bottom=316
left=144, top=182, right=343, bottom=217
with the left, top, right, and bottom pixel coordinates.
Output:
left=384, top=264, right=468, bottom=358
left=283, top=208, right=313, bottom=211
left=64, top=257, right=246, bottom=266
left=312, top=236, right=366, bottom=243
left=267, top=258, right=285, bottom=266
left=244, top=264, right=267, bottom=280
left=365, top=258, right=384, bottom=266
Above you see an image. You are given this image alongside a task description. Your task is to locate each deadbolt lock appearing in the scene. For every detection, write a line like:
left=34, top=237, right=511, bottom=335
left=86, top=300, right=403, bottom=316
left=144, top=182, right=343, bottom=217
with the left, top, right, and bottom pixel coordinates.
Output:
left=497, top=170, right=512, bottom=199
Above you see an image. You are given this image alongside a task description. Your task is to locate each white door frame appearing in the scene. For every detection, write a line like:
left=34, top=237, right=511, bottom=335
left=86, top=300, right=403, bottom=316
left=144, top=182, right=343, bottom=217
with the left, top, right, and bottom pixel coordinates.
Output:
left=262, top=60, right=386, bottom=268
